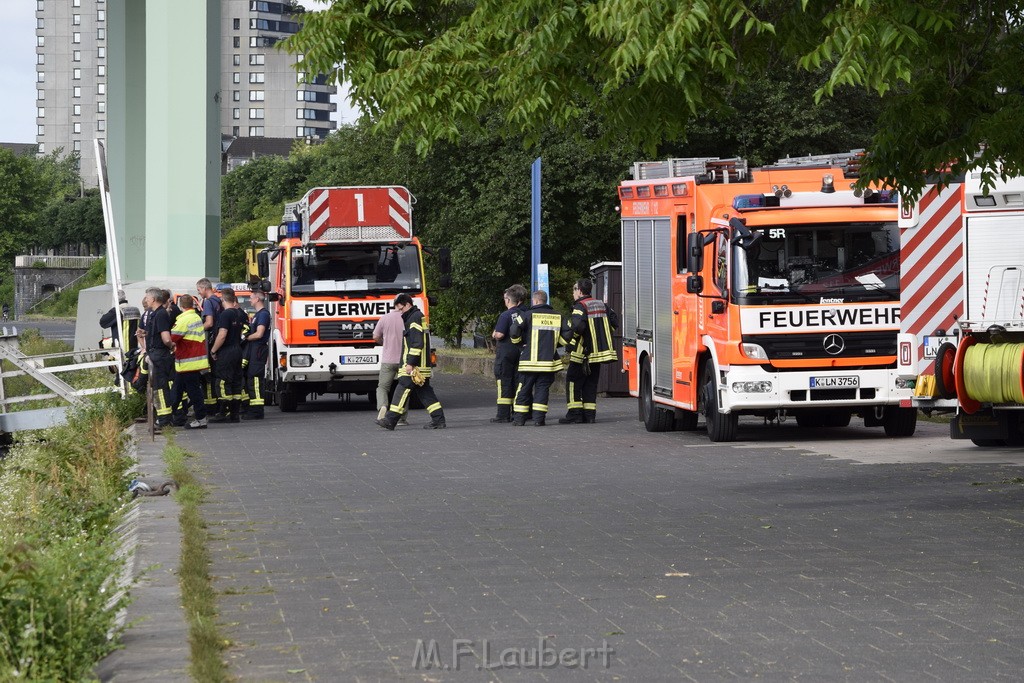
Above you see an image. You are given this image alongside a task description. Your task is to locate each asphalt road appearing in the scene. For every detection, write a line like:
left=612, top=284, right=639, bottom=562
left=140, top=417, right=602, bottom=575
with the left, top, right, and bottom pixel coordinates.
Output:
left=9, top=317, right=77, bottom=346
left=173, top=373, right=1024, bottom=681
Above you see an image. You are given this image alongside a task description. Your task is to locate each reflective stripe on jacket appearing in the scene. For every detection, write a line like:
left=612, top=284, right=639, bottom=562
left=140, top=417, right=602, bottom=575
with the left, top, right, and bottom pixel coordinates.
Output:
left=510, top=304, right=572, bottom=372
left=569, top=297, right=618, bottom=364
left=170, top=309, right=210, bottom=373
left=397, top=305, right=434, bottom=378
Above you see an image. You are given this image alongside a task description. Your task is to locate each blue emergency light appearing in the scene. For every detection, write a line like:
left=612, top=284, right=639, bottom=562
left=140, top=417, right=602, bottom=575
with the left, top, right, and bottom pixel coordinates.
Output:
left=733, top=194, right=781, bottom=210
left=285, top=220, right=302, bottom=238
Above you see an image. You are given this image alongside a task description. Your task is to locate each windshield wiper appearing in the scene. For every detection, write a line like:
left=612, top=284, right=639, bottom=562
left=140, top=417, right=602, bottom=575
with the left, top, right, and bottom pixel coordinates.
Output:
left=820, top=283, right=899, bottom=300
left=745, top=285, right=818, bottom=303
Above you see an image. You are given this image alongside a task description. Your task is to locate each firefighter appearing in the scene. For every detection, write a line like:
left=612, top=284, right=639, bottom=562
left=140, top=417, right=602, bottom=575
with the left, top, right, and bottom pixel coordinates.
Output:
left=208, top=289, right=249, bottom=423
left=99, top=289, right=142, bottom=354
left=377, top=293, right=446, bottom=430
left=168, top=294, right=210, bottom=430
left=559, top=278, right=619, bottom=424
left=196, top=277, right=224, bottom=415
left=143, top=288, right=175, bottom=428
left=510, top=290, right=572, bottom=426
left=241, top=289, right=271, bottom=420
left=489, top=283, right=528, bottom=423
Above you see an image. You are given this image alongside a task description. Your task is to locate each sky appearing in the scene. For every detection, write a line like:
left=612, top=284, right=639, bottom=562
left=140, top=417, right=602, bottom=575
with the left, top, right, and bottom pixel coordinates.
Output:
left=0, top=1, right=38, bottom=143
left=0, top=1, right=357, bottom=145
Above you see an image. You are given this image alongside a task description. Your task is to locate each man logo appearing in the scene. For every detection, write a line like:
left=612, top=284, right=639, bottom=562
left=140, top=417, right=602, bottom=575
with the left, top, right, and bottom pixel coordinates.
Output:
left=823, top=334, right=845, bottom=355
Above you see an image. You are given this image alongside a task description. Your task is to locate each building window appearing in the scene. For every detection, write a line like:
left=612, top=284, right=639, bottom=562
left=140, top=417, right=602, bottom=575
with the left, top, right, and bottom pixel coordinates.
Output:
left=248, top=126, right=264, bottom=137
left=233, top=18, right=240, bottom=30
left=73, top=50, right=81, bottom=62
left=233, top=36, right=240, bottom=48
left=97, top=28, right=105, bottom=40
left=249, top=72, right=265, bottom=84
left=296, top=72, right=306, bottom=83
left=232, top=108, right=240, bottom=120
left=37, top=107, right=45, bottom=118
left=37, top=18, right=44, bottom=29
left=73, top=68, right=81, bottom=80
left=73, top=140, right=81, bottom=152
left=73, top=32, right=81, bottom=43
left=98, top=65, right=105, bottom=77
left=97, top=101, right=105, bottom=113
left=37, top=89, right=44, bottom=100
left=97, top=120, right=105, bottom=131
left=97, top=46, right=105, bottom=58
left=38, top=125, right=45, bottom=136
left=249, top=90, right=265, bottom=101
left=73, top=104, right=81, bottom=115
left=73, top=0, right=80, bottom=6
left=233, top=72, right=240, bottom=84
left=37, top=54, right=44, bottom=65
left=37, top=36, right=44, bottom=47
left=97, top=9, right=105, bottom=21
left=97, top=83, right=105, bottom=94
left=73, top=86, right=81, bottom=97
left=249, top=108, right=264, bottom=119
left=249, top=54, right=265, bottom=66
left=73, top=14, right=81, bottom=25
left=37, top=0, right=44, bottom=10
left=233, top=54, right=241, bottom=66
left=73, top=122, right=81, bottom=134
left=232, top=126, right=240, bottom=136
left=36, top=72, right=44, bottom=83
left=38, top=144, right=45, bottom=154
left=232, top=90, right=240, bottom=102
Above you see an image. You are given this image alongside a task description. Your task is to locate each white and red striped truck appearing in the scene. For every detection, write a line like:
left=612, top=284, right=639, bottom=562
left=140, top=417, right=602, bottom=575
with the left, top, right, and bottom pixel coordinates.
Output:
left=898, top=171, right=1024, bottom=445
left=250, top=186, right=448, bottom=412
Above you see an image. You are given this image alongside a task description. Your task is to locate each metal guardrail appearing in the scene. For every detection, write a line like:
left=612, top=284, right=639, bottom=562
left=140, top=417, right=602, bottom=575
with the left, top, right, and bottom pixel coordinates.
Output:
left=14, top=255, right=103, bottom=269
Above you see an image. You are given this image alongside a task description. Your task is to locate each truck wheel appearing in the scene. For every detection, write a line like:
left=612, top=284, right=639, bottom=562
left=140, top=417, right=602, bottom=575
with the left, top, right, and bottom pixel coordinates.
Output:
left=882, top=406, right=917, bottom=437
left=971, top=439, right=1006, bottom=447
left=280, top=388, right=298, bottom=412
left=701, top=363, right=738, bottom=442
left=933, top=342, right=957, bottom=400
left=640, top=358, right=673, bottom=432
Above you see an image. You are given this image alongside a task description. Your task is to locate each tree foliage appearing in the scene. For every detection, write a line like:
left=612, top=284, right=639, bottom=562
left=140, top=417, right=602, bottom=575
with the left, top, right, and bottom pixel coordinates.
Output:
left=285, top=0, right=1024, bottom=200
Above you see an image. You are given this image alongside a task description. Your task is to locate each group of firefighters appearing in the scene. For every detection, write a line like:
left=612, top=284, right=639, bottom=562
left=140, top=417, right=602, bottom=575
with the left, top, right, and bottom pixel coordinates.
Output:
left=104, top=279, right=271, bottom=430
left=373, top=277, right=619, bottom=430
left=490, top=277, right=619, bottom=427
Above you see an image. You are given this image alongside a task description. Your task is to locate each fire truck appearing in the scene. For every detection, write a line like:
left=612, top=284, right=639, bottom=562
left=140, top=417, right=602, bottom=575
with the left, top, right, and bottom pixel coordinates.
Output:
left=249, top=185, right=448, bottom=412
left=619, top=151, right=916, bottom=442
left=898, top=170, right=1024, bottom=446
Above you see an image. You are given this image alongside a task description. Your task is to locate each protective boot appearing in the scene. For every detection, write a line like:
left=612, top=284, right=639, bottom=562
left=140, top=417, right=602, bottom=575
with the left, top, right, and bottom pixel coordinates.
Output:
left=228, top=399, right=242, bottom=423
left=490, top=405, right=512, bottom=423
left=511, top=413, right=528, bottom=426
left=531, top=411, right=547, bottom=427
left=241, top=405, right=264, bottom=421
left=377, top=411, right=398, bottom=430
left=558, top=409, right=584, bottom=424
left=209, top=401, right=233, bottom=423
left=582, top=409, right=596, bottom=424
left=423, top=410, right=446, bottom=429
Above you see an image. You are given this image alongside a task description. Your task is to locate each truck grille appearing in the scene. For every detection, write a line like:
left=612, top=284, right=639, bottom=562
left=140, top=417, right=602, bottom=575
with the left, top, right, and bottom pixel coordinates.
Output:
left=743, top=331, right=896, bottom=360
left=318, top=320, right=377, bottom=342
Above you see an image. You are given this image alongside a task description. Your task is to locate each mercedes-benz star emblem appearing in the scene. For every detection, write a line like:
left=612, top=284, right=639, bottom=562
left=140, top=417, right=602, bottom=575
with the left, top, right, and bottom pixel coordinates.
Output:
left=823, top=334, right=845, bottom=355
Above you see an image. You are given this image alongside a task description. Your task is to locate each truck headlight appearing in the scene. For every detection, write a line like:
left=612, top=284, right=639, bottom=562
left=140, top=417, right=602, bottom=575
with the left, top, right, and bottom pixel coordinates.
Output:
left=731, top=381, right=773, bottom=393
left=290, top=354, right=313, bottom=368
left=741, top=343, right=769, bottom=360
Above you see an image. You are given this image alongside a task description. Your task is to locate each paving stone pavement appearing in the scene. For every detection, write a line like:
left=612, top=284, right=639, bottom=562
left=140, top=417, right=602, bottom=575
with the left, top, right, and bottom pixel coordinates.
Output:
left=172, top=373, right=1024, bottom=682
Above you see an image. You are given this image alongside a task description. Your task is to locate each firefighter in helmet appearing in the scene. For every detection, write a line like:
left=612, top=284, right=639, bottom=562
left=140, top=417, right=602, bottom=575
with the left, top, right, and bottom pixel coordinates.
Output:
left=559, top=277, right=618, bottom=424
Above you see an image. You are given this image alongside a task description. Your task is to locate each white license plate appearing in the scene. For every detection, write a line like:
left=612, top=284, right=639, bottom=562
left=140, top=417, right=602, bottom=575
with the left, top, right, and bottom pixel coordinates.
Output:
left=809, top=376, right=859, bottom=389
left=340, top=355, right=378, bottom=365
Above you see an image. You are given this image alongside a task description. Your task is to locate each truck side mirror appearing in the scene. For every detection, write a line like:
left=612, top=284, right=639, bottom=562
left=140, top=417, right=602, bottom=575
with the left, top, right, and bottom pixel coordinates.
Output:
left=686, top=232, right=705, bottom=273
left=267, top=292, right=281, bottom=303
left=257, top=251, right=270, bottom=279
left=259, top=279, right=272, bottom=293
left=439, top=274, right=452, bottom=289
left=438, top=247, right=452, bottom=275
left=686, top=275, right=704, bottom=294
left=427, top=294, right=437, bottom=306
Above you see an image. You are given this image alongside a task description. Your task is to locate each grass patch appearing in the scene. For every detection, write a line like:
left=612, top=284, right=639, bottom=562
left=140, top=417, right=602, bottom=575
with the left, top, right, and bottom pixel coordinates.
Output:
left=436, top=347, right=493, bottom=358
left=163, top=440, right=229, bottom=683
left=0, top=394, right=143, bottom=680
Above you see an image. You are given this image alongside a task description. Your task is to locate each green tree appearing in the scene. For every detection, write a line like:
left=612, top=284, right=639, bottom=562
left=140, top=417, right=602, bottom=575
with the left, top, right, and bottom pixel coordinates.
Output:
left=286, top=0, right=1024, bottom=199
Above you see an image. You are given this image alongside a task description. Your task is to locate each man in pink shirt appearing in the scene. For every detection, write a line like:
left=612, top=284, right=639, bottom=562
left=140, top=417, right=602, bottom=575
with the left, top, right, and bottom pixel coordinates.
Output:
left=373, top=298, right=407, bottom=423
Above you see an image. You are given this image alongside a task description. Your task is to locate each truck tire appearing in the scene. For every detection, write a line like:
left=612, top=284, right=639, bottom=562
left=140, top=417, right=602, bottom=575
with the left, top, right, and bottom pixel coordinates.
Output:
left=933, top=342, right=957, bottom=400
left=279, top=388, right=298, bottom=412
left=882, top=406, right=917, bottom=437
left=701, top=363, right=738, bottom=442
left=640, top=358, right=674, bottom=432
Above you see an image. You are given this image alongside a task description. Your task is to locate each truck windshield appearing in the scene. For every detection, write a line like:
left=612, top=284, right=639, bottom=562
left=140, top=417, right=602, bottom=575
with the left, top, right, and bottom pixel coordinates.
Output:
left=289, top=244, right=422, bottom=296
left=734, top=221, right=900, bottom=303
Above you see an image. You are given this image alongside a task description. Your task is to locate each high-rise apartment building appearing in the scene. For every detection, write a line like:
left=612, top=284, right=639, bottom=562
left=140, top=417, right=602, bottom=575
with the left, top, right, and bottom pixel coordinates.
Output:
left=36, top=0, right=336, bottom=186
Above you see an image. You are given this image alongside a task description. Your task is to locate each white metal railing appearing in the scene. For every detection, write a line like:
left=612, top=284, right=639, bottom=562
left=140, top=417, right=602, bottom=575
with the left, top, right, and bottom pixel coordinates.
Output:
left=14, top=255, right=102, bottom=269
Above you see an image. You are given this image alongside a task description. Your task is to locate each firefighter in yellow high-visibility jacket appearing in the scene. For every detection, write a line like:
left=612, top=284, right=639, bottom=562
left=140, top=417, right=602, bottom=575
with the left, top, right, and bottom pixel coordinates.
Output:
left=509, top=290, right=572, bottom=426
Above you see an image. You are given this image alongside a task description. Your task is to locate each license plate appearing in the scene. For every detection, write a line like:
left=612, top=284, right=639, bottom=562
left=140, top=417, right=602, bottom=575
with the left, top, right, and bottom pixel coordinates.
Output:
left=810, top=376, right=859, bottom=388
left=340, top=355, right=378, bottom=365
